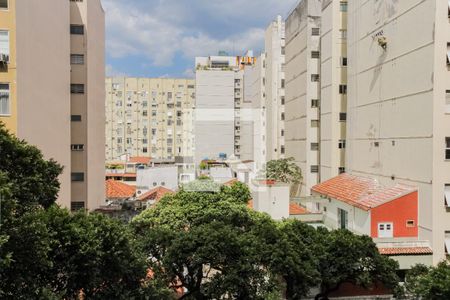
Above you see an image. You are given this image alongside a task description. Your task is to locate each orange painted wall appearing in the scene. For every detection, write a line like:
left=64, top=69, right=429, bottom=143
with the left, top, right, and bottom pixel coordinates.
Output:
left=370, top=191, right=418, bottom=238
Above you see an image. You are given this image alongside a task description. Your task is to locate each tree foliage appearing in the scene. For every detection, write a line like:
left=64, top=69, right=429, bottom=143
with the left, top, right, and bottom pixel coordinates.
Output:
left=260, top=157, right=302, bottom=184
left=404, top=262, right=450, bottom=299
left=0, top=123, right=62, bottom=212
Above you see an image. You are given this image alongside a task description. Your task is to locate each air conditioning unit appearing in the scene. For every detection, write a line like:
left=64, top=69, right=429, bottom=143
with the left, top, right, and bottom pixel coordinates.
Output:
left=0, top=53, right=9, bottom=63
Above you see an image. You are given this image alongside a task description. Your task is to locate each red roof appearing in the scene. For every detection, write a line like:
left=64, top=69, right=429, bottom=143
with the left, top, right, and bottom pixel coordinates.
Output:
left=223, top=178, right=239, bottom=186
left=129, top=156, right=152, bottom=165
left=137, top=186, right=174, bottom=202
left=378, top=247, right=433, bottom=255
left=105, top=173, right=137, bottom=178
left=289, top=203, right=309, bottom=215
left=105, top=179, right=136, bottom=199
left=311, top=174, right=417, bottom=211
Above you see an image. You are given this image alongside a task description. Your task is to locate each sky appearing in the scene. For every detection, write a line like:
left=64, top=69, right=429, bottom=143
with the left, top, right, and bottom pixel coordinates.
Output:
left=103, top=0, right=299, bottom=78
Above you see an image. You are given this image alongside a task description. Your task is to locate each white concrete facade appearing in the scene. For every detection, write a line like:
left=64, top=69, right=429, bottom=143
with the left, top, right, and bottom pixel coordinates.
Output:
left=251, top=182, right=290, bottom=220
left=346, top=0, right=450, bottom=263
left=136, top=166, right=178, bottom=195
left=320, top=0, right=347, bottom=181
left=285, top=0, right=322, bottom=197
left=265, top=16, right=286, bottom=161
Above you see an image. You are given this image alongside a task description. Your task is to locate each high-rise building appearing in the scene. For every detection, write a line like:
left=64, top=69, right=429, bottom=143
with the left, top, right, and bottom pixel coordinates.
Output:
left=319, top=0, right=348, bottom=181
left=346, top=0, right=450, bottom=263
left=285, top=0, right=322, bottom=197
left=265, top=15, right=286, bottom=161
left=0, top=0, right=105, bottom=211
left=194, top=53, right=256, bottom=166
left=105, top=77, right=195, bottom=162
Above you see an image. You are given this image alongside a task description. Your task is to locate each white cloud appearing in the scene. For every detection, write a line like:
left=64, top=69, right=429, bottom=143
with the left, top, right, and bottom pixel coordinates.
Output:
left=105, top=64, right=127, bottom=77
left=103, top=0, right=298, bottom=73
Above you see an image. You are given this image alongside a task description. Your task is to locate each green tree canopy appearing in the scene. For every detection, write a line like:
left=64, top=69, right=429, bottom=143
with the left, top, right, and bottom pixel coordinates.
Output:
left=259, top=157, right=302, bottom=184
left=0, top=123, right=63, bottom=212
left=404, top=262, right=450, bottom=299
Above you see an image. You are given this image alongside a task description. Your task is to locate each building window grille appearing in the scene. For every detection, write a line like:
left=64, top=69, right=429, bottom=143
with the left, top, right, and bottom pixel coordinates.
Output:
left=311, top=74, right=320, bottom=82
left=312, top=28, right=320, bottom=36
left=338, top=167, right=346, bottom=174
left=339, top=112, right=347, bottom=121
left=70, top=24, right=84, bottom=35
left=311, top=99, right=320, bottom=108
left=311, top=143, right=319, bottom=151
left=0, top=30, right=10, bottom=62
left=71, top=144, right=84, bottom=151
left=311, top=165, right=319, bottom=173
left=338, top=139, right=346, bottom=149
left=71, top=84, right=84, bottom=94
left=311, top=120, right=319, bottom=127
left=0, top=83, right=10, bottom=115
left=71, top=201, right=85, bottom=212
left=71, top=172, right=85, bottom=182
left=70, top=54, right=84, bottom=65
left=446, top=137, right=450, bottom=159
left=340, top=2, right=348, bottom=12
left=339, top=84, right=347, bottom=94
left=341, top=57, right=348, bottom=66
left=311, top=51, right=320, bottom=59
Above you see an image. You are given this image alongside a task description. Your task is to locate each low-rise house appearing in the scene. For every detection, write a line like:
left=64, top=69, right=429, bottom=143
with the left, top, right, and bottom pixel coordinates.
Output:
left=105, top=179, right=136, bottom=203
left=309, top=174, right=432, bottom=269
left=136, top=186, right=174, bottom=209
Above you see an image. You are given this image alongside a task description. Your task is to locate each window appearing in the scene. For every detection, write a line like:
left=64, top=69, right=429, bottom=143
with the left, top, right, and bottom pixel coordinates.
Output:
left=340, top=29, right=347, bottom=39
left=445, top=184, right=450, bottom=207
left=143, top=138, right=148, bottom=144
left=311, top=51, right=320, bottom=59
left=281, top=130, right=284, bottom=137
left=406, top=220, right=415, bottom=227
left=71, top=201, right=85, bottom=212
left=71, top=84, right=84, bottom=94
left=311, top=99, right=320, bottom=108
left=341, top=57, right=348, bottom=66
left=311, top=120, right=319, bottom=127
left=70, top=24, right=84, bottom=35
left=117, top=138, right=122, bottom=144
left=0, top=0, right=8, bottom=9
left=70, top=54, right=84, bottom=65
left=281, top=96, right=285, bottom=105
left=311, top=143, right=319, bottom=151
left=311, top=74, right=320, bottom=82
left=281, top=113, right=285, bottom=121
left=311, top=165, right=319, bottom=173
left=281, top=146, right=285, bottom=154
left=338, top=167, right=346, bottom=174
left=71, top=144, right=84, bottom=151
left=126, top=138, right=132, bottom=145
left=71, top=115, right=82, bottom=122
left=446, top=137, right=450, bottom=159
left=338, top=139, right=346, bottom=149
left=142, top=110, right=148, bottom=117
left=0, top=30, right=10, bottom=62
left=0, top=83, right=10, bottom=115
left=71, top=172, right=84, bottom=182
left=446, top=90, right=450, bottom=113
left=340, top=1, right=348, bottom=12
left=338, top=208, right=349, bottom=229
left=447, top=43, right=450, bottom=65
left=143, top=147, right=148, bottom=153
left=281, top=79, right=285, bottom=88
left=312, top=28, right=320, bottom=36
left=161, top=181, right=166, bottom=186
left=339, top=84, right=347, bottom=94
left=378, top=222, right=393, bottom=238
left=339, top=113, right=347, bottom=121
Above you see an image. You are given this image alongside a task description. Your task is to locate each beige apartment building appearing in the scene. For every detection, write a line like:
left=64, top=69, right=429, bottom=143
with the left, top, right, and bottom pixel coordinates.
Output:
left=345, top=0, right=450, bottom=263
left=319, top=0, right=348, bottom=181
left=265, top=16, right=286, bottom=161
left=285, top=0, right=322, bottom=197
left=0, top=0, right=105, bottom=211
left=105, top=77, right=195, bottom=162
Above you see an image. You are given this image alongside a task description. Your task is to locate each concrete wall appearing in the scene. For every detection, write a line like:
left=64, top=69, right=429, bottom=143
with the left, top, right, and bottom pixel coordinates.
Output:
left=252, top=183, right=290, bottom=220
left=16, top=0, right=71, bottom=208
left=136, top=166, right=178, bottom=194
left=194, top=70, right=235, bottom=165
left=285, top=0, right=322, bottom=198
left=346, top=0, right=450, bottom=262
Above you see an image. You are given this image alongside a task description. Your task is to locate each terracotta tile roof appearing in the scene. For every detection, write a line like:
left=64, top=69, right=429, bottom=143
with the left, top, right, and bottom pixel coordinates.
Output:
left=289, top=203, right=309, bottom=215
left=129, top=156, right=152, bottom=165
left=105, top=173, right=137, bottom=178
left=378, top=247, right=433, bottom=256
left=105, top=179, right=136, bottom=199
left=137, top=186, right=174, bottom=202
left=311, top=174, right=417, bottom=211
left=223, top=178, right=239, bottom=186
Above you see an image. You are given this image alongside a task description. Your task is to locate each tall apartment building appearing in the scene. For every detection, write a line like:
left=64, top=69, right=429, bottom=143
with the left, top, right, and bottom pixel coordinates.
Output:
left=0, top=0, right=105, bottom=211
left=285, top=0, right=322, bottom=197
left=194, top=53, right=256, bottom=166
left=105, top=77, right=196, bottom=161
left=346, top=0, right=450, bottom=263
left=265, top=16, right=286, bottom=161
left=319, top=0, right=348, bottom=181
left=243, top=54, right=267, bottom=170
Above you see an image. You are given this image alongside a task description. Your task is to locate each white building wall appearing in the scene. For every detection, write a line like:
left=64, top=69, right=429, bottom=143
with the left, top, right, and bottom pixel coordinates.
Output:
left=136, top=166, right=178, bottom=194
left=265, top=16, right=286, bottom=161
left=285, top=0, right=322, bottom=197
left=346, top=0, right=450, bottom=263
left=252, top=183, right=290, bottom=220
